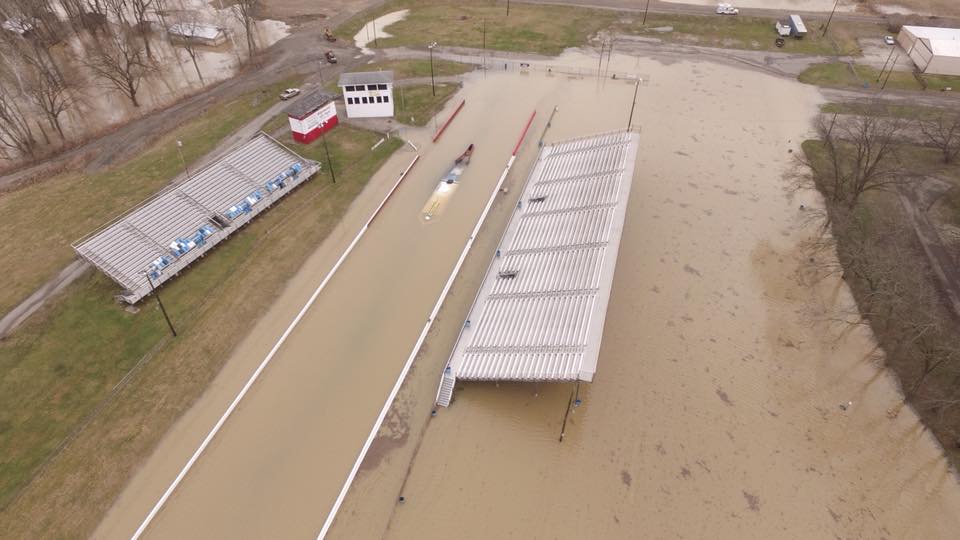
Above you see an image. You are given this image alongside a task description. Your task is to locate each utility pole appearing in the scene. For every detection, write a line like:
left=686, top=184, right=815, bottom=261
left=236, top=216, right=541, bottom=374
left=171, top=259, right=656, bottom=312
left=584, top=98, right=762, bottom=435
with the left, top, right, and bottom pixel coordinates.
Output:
left=881, top=53, right=899, bottom=90
left=605, top=38, right=614, bottom=78
left=627, top=79, right=640, bottom=129
left=372, top=16, right=378, bottom=48
left=822, top=0, right=840, bottom=37
left=507, top=0, right=510, bottom=17
left=146, top=273, right=177, bottom=337
left=429, top=41, right=438, bottom=96
left=321, top=133, right=336, bottom=183
left=597, top=41, right=604, bottom=77
left=877, top=45, right=896, bottom=81
left=175, top=140, right=191, bottom=180
left=643, top=0, right=651, bottom=25
left=482, top=19, right=486, bottom=68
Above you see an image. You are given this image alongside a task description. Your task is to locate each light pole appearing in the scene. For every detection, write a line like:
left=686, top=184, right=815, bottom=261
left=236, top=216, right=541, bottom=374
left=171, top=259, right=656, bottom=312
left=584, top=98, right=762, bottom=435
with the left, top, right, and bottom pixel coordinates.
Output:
left=321, top=132, right=336, bottom=183
left=145, top=273, right=177, bottom=337
left=428, top=41, right=438, bottom=96
left=176, top=140, right=191, bottom=180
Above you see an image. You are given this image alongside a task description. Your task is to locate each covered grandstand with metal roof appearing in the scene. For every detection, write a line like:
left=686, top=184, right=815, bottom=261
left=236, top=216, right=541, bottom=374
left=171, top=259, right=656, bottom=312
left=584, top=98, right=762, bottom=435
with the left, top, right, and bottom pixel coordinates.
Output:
left=73, top=133, right=320, bottom=304
left=436, top=130, right=639, bottom=407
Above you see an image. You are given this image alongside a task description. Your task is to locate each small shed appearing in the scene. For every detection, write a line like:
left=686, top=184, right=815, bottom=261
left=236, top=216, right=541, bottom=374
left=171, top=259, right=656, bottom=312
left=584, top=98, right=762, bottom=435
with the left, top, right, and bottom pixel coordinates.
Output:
left=338, top=71, right=395, bottom=119
left=168, top=23, right=227, bottom=46
left=284, top=91, right=339, bottom=144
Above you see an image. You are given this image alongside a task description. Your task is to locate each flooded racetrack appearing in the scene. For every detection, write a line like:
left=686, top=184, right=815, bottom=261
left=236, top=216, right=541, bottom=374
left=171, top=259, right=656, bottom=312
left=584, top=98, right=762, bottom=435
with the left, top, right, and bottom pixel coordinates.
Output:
left=93, top=47, right=960, bottom=539
left=328, top=53, right=960, bottom=540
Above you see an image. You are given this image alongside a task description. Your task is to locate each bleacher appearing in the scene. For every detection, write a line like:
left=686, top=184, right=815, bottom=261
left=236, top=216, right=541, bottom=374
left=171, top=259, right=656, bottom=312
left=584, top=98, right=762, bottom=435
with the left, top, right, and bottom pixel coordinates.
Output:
left=437, top=131, right=639, bottom=405
left=73, top=133, right=320, bottom=304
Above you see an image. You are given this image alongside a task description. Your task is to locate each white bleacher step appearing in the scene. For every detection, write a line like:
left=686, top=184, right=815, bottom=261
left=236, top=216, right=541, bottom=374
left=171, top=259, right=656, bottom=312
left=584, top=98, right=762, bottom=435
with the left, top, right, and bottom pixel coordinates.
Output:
left=436, top=368, right=456, bottom=408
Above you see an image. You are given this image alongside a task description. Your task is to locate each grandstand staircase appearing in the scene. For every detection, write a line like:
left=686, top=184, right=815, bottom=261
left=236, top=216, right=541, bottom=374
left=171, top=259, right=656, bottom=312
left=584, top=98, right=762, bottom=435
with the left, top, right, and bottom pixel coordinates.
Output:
left=436, top=367, right=456, bottom=407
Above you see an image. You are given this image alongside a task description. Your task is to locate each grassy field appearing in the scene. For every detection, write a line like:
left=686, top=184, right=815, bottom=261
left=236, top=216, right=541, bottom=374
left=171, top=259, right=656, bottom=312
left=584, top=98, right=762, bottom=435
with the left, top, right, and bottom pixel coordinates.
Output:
left=0, top=77, right=302, bottom=318
left=395, top=83, right=460, bottom=127
left=337, top=0, right=617, bottom=56
left=0, top=123, right=402, bottom=536
left=799, top=62, right=960, bottom=91
left=617, top=14, right=874, bottom=56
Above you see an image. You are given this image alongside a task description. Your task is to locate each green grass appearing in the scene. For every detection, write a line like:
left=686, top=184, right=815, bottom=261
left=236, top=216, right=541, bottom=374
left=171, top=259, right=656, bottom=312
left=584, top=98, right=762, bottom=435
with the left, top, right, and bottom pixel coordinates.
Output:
left=259, top=110, right=291, bottom=135
left=337, top=0, right=617, bottom=56
left=394, top=83, right=460, bottom=127
left=0, top=76, right=302, bottom=318
left=799, top=62, right=960, bottom=91
left=0, top=125, right=403, bottom=536
left=617, top=14, right=873, bottom=56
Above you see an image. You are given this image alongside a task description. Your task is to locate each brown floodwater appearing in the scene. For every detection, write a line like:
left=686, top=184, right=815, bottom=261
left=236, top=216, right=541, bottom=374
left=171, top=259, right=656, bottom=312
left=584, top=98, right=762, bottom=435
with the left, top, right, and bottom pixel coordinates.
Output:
left=96, top=64, right=582, bottom=539
left=327, top=52, right=960, bottom=540
left=95, top=50, right=960, bottom=539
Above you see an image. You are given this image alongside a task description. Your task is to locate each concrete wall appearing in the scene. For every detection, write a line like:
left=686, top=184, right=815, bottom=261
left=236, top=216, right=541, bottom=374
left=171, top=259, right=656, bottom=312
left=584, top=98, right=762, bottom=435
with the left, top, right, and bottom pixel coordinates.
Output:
left=925, top=55, right=960, bottom=77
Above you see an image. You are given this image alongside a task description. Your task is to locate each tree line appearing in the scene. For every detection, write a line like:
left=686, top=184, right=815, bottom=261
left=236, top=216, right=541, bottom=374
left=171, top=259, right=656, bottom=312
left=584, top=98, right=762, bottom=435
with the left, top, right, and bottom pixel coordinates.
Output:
left=797, top=103, right=960, bottom=452
left=0, top=0, right=261, bottom=162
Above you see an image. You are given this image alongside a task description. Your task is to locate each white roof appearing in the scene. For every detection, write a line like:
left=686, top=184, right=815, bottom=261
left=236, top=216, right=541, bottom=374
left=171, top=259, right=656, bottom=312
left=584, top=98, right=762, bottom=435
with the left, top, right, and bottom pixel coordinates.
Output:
left=789, top=14, right=807, bottom=33
left=168, top=23, right=224, bottom=40
left=445, top=130, right=639, bottom=383
left=903, top=25, right=960, bottom=41
left=903, top=26, right=960, bottom=58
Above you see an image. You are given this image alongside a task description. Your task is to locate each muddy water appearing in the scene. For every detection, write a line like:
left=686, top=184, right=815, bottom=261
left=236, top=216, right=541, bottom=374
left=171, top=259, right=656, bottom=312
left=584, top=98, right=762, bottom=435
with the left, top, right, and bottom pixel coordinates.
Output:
left=52, top=1, right=288, bottom=142
left=353, top=9, right=409, bottom=55
left=328, top=53, right=960, bottom=539
left=95, top=68, right=582, bottom=539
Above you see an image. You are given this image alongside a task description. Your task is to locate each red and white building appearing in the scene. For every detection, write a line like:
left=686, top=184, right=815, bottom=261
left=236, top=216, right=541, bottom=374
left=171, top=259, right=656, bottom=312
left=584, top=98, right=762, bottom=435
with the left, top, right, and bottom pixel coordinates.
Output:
left=284, top=91, right=339, bottom=144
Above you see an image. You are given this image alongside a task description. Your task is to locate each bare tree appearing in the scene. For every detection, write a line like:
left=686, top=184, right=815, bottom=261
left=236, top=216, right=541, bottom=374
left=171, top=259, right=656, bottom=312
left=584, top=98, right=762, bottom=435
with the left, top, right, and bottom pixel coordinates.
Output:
left=129, top=0, right=154, bottom=59
left=232, top=0, right=258, bottom=58
left=107, top=0, right=129, bottom=24
left=25, top=67, right=72, bottom=140
left=172, top=7, right=205, bottom=84
left=85, top=28, right=151, bottom=107
left=0, top=80, right=39, bottom=158
left=798, top=111, right=907, bottom=209
left=918, top=111, right=960, bottom=164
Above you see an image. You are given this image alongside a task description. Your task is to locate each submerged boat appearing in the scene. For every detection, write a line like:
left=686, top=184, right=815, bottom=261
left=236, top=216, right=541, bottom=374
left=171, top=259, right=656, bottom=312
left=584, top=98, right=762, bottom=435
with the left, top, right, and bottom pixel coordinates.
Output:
left=421, top=144, right=474, bottom=222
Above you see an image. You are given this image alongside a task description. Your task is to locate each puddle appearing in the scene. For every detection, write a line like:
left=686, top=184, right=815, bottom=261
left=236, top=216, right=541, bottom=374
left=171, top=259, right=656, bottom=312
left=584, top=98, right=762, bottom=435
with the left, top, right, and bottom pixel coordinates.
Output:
left=353, top=9, right=409, bottom=55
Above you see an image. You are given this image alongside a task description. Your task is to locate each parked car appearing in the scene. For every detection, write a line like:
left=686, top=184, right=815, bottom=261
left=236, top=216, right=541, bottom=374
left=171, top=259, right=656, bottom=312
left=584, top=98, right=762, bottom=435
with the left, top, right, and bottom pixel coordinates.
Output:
left=716, top=3, right=739, bottom=14
left=279, top=88, right=300, bottom=100
left=884, top=35, right=895, bottom=45
left=325, top=50, right=338, bottom=64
